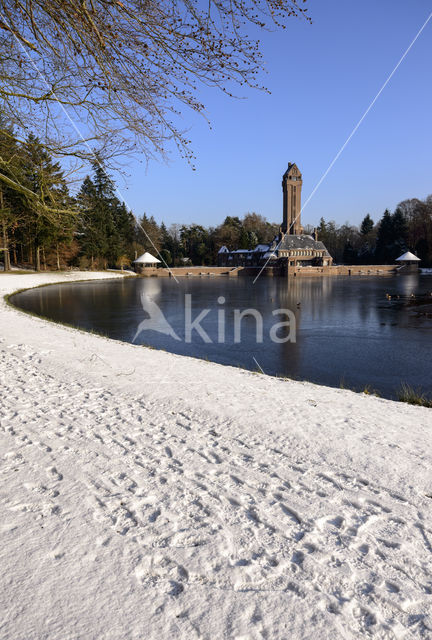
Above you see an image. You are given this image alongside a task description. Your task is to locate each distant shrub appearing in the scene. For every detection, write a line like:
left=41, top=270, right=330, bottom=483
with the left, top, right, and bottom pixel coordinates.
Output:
left=116, top=255, right=131, bottom=270
left=78, top=256, right=91, bottom=270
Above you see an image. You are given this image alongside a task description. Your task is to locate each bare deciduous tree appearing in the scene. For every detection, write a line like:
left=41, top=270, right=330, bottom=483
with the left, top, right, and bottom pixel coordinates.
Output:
left=0, top=0, right=309, bottom=163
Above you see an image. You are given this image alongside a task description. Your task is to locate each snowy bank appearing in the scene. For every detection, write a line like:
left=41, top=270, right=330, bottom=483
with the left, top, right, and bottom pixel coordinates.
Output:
left=0, top=271, right=431, bottom=639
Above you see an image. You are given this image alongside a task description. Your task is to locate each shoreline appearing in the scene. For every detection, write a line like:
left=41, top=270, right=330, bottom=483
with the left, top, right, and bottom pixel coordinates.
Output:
left=7, top=271, right=431, bottom=404
left=0, top=271, right=431, bottom=639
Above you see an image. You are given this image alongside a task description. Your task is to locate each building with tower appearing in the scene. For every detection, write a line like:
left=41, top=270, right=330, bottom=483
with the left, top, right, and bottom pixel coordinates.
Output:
left=217, top=163, right=333, bottom=273
left=277, top=162, right=332, bottom=270
left=281, top=163, right=303, bottom=235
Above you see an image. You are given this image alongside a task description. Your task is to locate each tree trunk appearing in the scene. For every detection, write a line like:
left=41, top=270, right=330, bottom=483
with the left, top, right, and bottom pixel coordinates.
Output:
left=2, top=222, right=11, bottom=271
left=0, top=189, right=11, bottom=272
left=56, top=244, right=60, bottom=270
left=42, top=247, right=47, bottom=270
left=35, top=245, right=41, bottom=271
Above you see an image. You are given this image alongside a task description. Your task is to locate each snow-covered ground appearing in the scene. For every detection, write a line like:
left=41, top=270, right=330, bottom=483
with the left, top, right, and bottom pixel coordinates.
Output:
left=0, top=271, right=431, bottom=640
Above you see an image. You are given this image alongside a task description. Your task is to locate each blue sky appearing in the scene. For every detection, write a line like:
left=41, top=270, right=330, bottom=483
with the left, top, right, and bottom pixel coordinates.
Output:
left=117, top=0, right=432, bottom=229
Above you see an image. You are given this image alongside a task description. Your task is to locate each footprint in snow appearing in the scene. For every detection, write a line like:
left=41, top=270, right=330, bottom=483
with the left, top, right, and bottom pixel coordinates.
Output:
left=46, top=466, right=63, bottom=482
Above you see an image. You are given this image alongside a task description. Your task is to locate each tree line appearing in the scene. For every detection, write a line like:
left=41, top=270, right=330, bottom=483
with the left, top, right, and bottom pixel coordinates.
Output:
left=0, top=0, right=308, bottom=266
left=1, top=1, right=429, bottom=271
left=0, top=130, right=279, bottom=271
left=317, top=201, right=432, bottom=266
left=1, top=132, right=431, bottom=270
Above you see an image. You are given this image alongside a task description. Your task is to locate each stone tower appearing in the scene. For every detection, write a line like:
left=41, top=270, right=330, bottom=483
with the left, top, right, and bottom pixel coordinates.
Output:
left=282, top=163, right=302, bottom=235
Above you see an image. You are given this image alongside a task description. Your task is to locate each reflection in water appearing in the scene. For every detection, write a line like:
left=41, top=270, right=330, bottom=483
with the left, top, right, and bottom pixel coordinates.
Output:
left=11, top=274, right=432, bottom=400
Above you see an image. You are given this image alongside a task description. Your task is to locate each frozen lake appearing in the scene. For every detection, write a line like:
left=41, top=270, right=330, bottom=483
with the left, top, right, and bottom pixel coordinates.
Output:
left=11, top=273, right=432, bottom=399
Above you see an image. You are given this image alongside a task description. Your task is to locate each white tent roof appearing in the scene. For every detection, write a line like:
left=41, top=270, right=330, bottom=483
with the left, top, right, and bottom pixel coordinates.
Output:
left=396, top=251, right=420, bottom=262
left=134, top=251, right=161, bottom=264
left=218, top=246, right=229, bottom=254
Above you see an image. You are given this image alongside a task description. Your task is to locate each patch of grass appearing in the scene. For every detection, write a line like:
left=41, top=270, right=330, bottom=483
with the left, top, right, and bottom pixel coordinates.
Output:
left=339, top=377, right=381, bottom=397
left=362, top=385, right=381, bottom=398
left=397, top=384, right=432, bottom=408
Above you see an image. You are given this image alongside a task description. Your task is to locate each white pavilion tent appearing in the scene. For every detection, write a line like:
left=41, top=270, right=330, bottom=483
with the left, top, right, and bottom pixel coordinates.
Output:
left=133, top=252, right=161, bottom=267
left=395, top=251, right=420, bottom=263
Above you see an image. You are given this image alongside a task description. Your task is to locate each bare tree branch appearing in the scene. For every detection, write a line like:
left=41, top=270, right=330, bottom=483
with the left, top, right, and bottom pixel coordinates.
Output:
left=0, top=0, right=309, bottom=164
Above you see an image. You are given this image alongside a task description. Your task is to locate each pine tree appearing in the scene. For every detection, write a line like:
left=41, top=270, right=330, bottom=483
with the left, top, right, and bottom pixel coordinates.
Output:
left=374, top=208, right=409, bottom=264
left=77, top=163, right=134, bottom=268
left=134, top=213, right=161, bottom=258
left=77, top=176, right=106, bottom=268
left=238, top=228, right=250, bottom=250
left=111, top=202, right=135, bottom=266
left=159, top=222, right=175, bottom=265
left=391, top=209, right=409, bottom=259
left=0, top=125, right=30, bottom=269
left=360, top=214, right=374, bottom=236
left=317, top=217, right=327, bottom=236
left=180, top=225, right=210, bottom=265
left=247, top=231, right=259, bottom=249
left=375, top=209, right=393, bottom=263
left=21, top=134, right=73, bottom=270
left=342, top=240, right=357, bottom=264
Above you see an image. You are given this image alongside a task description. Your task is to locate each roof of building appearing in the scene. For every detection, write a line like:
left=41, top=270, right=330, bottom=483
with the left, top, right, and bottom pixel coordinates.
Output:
left=133, top=251, right=161, bottom=264
left=263, top=251, right=278, bottom=260
left=282, top=162, right=301, bottom=180
left=278, top=234, right=331, bottom=256
left=253, top=244, right=270, bottom=253
left=396, top=251, right=420, bottom=262
left=218, top=246, right=230, bottom=254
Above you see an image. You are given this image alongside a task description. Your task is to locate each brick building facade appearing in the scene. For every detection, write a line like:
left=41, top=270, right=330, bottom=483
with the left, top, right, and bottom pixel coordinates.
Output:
left=218, top=164, right=333, bottom=271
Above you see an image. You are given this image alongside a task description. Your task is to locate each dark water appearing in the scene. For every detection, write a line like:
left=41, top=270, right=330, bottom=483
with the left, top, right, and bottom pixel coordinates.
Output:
left=11, top=274, right=432, bottom=399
